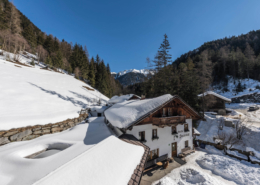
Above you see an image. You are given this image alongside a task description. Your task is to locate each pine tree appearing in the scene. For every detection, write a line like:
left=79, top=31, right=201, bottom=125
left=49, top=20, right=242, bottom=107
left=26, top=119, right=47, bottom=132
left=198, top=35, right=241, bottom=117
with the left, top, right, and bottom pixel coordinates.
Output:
left=53, top=50, right=63, bottom=68
left=88, top=57, right=95, bottom=87
left=45, top=55, right=53, bottom=67
left=22, top=24, right=36, bottom=48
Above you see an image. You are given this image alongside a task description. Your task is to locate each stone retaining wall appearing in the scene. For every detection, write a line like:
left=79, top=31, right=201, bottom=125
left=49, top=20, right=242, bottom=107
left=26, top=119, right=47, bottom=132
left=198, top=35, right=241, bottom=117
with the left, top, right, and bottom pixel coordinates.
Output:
left=0, top=113, right=88, bottom=146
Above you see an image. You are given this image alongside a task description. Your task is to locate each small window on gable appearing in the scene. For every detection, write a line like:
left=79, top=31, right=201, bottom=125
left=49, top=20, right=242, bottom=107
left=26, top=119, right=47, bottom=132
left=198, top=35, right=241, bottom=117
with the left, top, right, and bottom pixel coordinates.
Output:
left=185, top=140, right=189, bottom=148
left=184, top=124, right=189, bottom=132
left=168, top=108, right=172, bottom=116
left=152, top=129, right=157, bottom=138
left=139, top=131, right=145, bottom=141
left=162, top=108, right=166, bottom=116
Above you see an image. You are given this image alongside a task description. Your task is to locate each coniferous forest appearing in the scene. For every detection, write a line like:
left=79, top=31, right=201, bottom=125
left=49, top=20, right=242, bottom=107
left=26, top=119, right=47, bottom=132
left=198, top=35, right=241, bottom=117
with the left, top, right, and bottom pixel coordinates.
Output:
left=0, top=0, right=122, bottom=98
left=1, top=0, right=260, bottom=108
left=125, top=31, right=260, bottom=111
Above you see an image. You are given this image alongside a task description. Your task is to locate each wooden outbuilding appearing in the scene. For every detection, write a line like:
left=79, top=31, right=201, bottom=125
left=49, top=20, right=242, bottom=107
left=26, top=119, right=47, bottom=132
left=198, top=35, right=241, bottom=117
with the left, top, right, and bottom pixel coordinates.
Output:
left=198, top=91, right=231, bottom=115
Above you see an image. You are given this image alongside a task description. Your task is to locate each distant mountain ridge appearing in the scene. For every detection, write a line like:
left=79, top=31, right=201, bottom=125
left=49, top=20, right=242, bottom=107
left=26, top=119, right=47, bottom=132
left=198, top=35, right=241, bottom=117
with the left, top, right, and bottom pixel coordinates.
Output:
left=111, top=69, right=152, bottom=86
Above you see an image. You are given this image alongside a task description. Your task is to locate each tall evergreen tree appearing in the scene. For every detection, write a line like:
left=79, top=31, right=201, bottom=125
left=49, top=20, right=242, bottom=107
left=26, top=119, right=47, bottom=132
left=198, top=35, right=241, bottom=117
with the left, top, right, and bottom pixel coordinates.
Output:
left=88, top=57, right=96, bottom=87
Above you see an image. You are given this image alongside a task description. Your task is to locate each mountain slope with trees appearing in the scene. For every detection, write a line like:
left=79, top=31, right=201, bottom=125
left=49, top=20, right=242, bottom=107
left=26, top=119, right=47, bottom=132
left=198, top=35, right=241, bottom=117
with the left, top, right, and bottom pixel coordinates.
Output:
left=125, top=30, right=260, bottom=111
left=0, top=0, right=122, bottom=97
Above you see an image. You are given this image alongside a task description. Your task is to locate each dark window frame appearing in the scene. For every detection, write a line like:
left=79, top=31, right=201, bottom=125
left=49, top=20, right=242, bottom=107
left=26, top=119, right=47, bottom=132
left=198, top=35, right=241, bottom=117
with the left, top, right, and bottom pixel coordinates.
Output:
left=139, top=131, right=146, bottom=142
left=185, top=140, right=189, bottom=148
left=172, top=126, right=177, bottom=134
left=184, top=124, right=189, bottom=132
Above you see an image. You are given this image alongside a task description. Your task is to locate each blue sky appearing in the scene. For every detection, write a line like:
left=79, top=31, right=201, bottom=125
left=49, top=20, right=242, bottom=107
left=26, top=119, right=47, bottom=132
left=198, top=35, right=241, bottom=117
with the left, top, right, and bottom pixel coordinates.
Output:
left=14, top=0, right=260, bottom=72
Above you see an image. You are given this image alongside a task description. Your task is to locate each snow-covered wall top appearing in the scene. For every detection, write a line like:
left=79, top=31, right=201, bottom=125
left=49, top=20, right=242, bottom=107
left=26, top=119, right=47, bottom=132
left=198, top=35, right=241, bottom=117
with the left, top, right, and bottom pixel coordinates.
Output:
left=0, top=59, right=108, bottom=130
left=105, top=94, right=173, bottom=129
left=198, top=91, right=231, bottom=102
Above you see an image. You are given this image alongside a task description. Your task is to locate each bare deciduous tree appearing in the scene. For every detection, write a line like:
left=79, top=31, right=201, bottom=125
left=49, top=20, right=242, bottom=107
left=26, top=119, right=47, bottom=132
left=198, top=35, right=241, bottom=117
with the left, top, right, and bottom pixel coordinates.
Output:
left=235, top=117, right=251, bottom=140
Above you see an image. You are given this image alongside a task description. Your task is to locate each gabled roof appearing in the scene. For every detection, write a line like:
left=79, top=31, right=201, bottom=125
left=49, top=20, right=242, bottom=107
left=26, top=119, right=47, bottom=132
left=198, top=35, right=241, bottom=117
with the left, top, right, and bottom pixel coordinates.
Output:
left=105, top=94, right=201, bottom=129
left=198, top=91, right=231, bottom=102
left=108, top=94, right=141, bottom=104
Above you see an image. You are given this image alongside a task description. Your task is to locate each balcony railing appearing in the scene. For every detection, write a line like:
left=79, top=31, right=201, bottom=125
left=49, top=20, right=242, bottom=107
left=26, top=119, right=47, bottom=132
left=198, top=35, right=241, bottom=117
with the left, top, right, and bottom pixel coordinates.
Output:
left=152, top=116, right=186, bottom=125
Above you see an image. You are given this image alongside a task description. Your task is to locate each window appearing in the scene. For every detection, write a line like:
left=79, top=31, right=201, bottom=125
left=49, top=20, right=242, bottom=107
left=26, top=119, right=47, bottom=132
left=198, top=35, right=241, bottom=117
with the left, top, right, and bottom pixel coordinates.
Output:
left=152, top=129, right=158, bottom=140
left=152, top=129, right=157, bottom=138
left=172, top=126, right=177, bottom=134
left=139, top=131, right=145, bottom=141
left=162, top=108, right=166, bottom=116
left=185, top=140, right=189, bottom=148
left=149, top=149, right=159, bottom=160
left=97, top=113, right=102, bottom=117
left=168, top=108, right=172, bottom=116
left=184, top=124, right=189, bottom=132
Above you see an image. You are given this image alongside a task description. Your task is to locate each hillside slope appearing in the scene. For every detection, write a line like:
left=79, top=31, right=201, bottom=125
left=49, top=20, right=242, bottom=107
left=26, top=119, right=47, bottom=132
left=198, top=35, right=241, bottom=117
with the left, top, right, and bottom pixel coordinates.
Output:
left=0, top=56, right=108, bottom=130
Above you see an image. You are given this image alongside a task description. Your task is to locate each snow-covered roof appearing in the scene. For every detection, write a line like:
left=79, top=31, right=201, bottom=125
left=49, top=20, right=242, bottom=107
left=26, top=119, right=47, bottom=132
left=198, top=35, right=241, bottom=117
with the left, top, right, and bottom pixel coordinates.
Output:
left=193, top=128, right=201, bottom=136
left=105, top=94, right=173, bottom=129
left=198, top=91, right=231, bottom=102
left=108, top=94, right=141, bottom=104
left=0, top=118, right=144, bottom=185
left=35, top=136, right=144, bottom=185
left=87, top=105, right=109, bottom=113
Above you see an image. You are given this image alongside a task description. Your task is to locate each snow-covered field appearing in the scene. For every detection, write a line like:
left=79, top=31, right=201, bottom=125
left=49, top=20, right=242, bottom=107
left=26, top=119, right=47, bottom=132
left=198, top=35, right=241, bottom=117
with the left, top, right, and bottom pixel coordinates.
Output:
left=0, top=52, right=108, bottom=130
left=153, top=146, right=260, bottom=185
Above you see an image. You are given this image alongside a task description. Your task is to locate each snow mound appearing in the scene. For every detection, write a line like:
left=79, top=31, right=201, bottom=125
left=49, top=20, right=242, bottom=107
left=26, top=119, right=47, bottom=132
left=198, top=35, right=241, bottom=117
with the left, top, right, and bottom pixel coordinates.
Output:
left=197, top=154, right=260, bottom=185
left=0, top=59, right=108, bottom=130
left=180, top=168, right=207, bottom=184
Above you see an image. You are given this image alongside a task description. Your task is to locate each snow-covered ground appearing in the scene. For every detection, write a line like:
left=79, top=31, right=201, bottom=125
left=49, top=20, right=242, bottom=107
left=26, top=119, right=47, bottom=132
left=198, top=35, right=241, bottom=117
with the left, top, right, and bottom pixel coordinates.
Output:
left=196, top=112, right=260, bottom=152
left=0, top=53, right=108, bottom=130
left=0, top=118, right=144, bottom=185
left=153, top=146, right=260, bottom=185
left=213, top=76, right=260, bottom=99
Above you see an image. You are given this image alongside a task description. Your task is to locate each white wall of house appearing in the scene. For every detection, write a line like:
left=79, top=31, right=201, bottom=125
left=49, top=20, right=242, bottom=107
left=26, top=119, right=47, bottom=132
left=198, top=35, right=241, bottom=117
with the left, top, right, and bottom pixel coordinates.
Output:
left=126, top=119, right=193, bottom=158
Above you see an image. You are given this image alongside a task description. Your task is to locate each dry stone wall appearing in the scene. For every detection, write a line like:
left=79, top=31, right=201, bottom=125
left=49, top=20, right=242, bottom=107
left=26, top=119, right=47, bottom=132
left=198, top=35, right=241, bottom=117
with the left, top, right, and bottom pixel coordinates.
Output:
left=0, top=113, right=88, bottom=146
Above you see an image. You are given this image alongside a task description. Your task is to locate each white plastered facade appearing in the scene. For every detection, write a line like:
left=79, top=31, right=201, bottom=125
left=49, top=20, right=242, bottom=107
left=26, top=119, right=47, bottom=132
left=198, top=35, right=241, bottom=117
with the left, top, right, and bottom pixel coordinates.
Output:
left=126, top=119, right=193, bottom=157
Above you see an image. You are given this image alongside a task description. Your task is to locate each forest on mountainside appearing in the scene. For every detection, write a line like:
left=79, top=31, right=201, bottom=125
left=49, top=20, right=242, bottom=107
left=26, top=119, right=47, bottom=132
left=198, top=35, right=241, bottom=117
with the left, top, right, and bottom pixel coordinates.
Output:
left=0, top=0, right=122, bottom=97
left=125, top=30, right=260, bottom=111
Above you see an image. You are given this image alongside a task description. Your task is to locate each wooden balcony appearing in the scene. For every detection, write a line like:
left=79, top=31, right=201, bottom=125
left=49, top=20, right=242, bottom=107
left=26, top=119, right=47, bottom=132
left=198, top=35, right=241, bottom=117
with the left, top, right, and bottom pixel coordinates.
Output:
left=152, top=116, right=186, bottom=126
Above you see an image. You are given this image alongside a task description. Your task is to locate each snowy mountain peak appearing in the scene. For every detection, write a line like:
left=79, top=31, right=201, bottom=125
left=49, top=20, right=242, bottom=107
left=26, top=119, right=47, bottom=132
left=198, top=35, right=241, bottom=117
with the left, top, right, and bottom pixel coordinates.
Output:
left=112, top=69, right=151, bottom=78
